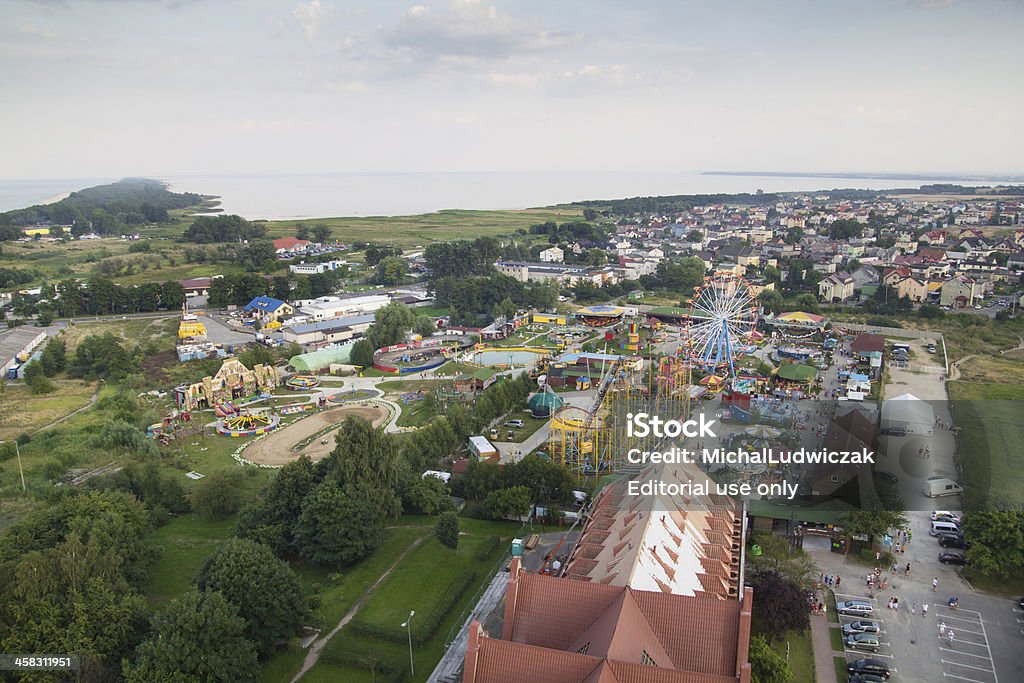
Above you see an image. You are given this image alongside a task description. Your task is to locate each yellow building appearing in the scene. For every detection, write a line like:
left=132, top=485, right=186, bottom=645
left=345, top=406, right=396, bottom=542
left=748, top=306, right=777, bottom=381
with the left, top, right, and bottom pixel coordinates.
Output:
left=532, top=312, right=568, bottom=325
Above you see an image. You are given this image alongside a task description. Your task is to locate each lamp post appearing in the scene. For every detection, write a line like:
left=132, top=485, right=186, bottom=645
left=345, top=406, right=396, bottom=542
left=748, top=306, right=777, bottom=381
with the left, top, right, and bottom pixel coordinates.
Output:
left=401, top=610, right=415, bottom=676
left=0, top=440, right=26, bottom=492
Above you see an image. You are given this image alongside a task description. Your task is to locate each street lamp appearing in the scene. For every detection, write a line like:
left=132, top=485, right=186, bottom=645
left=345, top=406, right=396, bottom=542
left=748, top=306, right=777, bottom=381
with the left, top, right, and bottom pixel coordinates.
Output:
left=401, top=610, right=415, bottom=676
left=0, top=440, right=26, bottom=492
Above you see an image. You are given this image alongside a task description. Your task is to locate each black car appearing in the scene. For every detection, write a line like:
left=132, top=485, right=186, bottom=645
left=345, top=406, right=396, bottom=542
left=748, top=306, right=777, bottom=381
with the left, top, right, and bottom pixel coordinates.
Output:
left=881, top=426, right=906, bottom=436
left=939, top=551, right=970, bottom=566
left=849, top=675, right=888, bottom=683
left=847, top=658, right=890, bottom=679
left=938, top=536, right=970, bottom=550
left=935, top=530, right=964, bottom=541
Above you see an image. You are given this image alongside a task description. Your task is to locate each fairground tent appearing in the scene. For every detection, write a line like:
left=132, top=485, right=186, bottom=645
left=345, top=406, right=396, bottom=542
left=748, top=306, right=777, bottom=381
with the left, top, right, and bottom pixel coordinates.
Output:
left=881, top=393, right=934, bottom=436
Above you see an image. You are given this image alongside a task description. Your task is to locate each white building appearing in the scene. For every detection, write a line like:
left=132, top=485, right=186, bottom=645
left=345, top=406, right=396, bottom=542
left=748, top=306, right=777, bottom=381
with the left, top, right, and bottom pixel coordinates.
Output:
left=538, top=246, right=564, bottom=263
left=289, top=259, right=347, bottom=275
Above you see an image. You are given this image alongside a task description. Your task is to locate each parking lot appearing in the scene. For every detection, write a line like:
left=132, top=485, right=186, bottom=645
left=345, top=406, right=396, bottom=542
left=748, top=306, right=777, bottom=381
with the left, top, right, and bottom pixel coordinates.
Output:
left=835, top=590, right=897, bottom=672
left=935, top=604, right=999, bottom=683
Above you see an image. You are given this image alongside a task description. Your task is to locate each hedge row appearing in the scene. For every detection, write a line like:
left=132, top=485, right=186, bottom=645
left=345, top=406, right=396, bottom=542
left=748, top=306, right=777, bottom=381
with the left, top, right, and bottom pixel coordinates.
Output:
left=349, top=568, right=478, bottom=647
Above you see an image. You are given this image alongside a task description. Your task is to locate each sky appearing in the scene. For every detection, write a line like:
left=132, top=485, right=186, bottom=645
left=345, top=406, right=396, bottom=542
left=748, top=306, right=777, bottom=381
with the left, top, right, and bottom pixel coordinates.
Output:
left=1, top=0, right=1022, bottom=180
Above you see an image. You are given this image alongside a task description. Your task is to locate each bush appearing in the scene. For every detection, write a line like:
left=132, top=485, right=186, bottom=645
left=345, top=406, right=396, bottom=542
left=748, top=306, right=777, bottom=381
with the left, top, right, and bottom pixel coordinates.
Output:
left=190, top=469, right=244, bottom=518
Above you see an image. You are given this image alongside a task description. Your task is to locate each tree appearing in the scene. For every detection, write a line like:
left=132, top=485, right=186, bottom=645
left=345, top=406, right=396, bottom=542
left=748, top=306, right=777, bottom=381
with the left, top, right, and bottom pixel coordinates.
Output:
left=481, top=486, right=532, bottom=520
left=961, top=511, right=1024, bottom=577
left=841, top=510, right=908, bottom=543
left=295, top=224, right=310, bottom=240
left=23, top=361, right=55, bottom=394
left=190, top=470, right=244, bottom=519
left=364, top=244, right=401, bottom=266
left=687, top=229, right=703, bottom=242
left=68, top=333, right=136, bottom=381
left=403, top=476, right=446, bottom=515
left=414, top=315, right=437, bottom=338
left=195, top=539, right=309, bottom=654
left=367, top=302, right=416, bottom=348
left=349, top=338, right=374, bottom=367
left=312, top=224, right=332, bottom=244
left=328, top=417, right=402, bottom=518
left=375, top=256, right=408, bottom=285
left=750, top=572, right=809, bottom=642
left=435, top=511, right=460, bottom=551
left=293, top=480, right=385, bottom=565
left=236, top=456, right=317, bottom=555
left=124, top=590, right=259, bottom=682
left=749, top=634, right=793, bottom=683
left=746, top=533, right=817, bottom=586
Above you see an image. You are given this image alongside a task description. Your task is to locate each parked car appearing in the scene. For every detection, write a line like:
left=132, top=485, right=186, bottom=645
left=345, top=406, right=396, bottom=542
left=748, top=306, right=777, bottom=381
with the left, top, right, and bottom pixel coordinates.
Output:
left=842, top=620, right=880, bottom=635
left=880, top=426, right=907, bottom=437
left=939, top=552, right=971, bottom=566
left=504, top=419, right=525, bottom=428
left=931, top=510, right=961, bottom=523
left=849, top=674, right=888, bottom=683
left=938, top=536, right=970, bottom=550
left=847, top=658, right=891, bottom=679
left=837, top=600, right=874, bottom=617
left=846, top=633, right=881, bottom=652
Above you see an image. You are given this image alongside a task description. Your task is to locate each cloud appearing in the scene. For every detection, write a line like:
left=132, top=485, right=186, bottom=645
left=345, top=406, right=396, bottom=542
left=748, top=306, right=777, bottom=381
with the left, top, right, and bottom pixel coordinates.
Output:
left=293, top=0, right=333, bottom=41
left=386, top=0, right=581, bottom=60
left=19, top=25, right=58, bottom=39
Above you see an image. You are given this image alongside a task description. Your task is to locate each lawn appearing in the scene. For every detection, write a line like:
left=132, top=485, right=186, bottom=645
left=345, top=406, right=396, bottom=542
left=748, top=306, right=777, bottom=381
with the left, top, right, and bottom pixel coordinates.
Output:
left=948, top=350, right=1024, bottom=510
left=504, top=413, right=550, bottom=444
left=311, top=532, right=510, bottom=682
left=62, top=315, right=179, bottom=353
left=260, top=207, right=584, bottom=247
left=145, top=514, right=239, bottom=603
left=0, top=379, right=96, bottom=441
left=767, top=629, right=815, bottom=683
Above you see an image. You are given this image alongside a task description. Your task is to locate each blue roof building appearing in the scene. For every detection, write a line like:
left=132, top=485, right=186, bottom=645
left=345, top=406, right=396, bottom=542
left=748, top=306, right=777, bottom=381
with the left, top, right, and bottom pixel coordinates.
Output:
left=244, top=296, right=294, bottom=322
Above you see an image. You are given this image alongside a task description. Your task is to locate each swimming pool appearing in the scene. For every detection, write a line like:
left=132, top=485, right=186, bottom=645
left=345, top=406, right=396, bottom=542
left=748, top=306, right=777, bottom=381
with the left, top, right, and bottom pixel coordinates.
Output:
left=472, top=350, right=541, bottom=366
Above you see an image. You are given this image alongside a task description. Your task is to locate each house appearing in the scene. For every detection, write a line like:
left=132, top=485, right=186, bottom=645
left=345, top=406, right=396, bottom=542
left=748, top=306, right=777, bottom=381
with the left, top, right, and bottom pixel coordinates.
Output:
left=940, top=276, right=982, bottom=309
left=179, top=277, right=214, bottom=297
left=281, top=314, right=375, bottom=346
left=538, top=246, right=564, bottom=263
left=244, top=296, right=293, bottom=323
left=272, top=237, right=312, bottom=254
left=818, top=271, right=855, bottom=303
left=891, top=276, right=928, bottom=302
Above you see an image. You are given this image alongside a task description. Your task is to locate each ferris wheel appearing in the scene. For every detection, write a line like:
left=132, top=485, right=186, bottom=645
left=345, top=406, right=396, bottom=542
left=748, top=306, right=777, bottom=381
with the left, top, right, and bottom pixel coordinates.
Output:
left=686, top=272, right=760, bottom=380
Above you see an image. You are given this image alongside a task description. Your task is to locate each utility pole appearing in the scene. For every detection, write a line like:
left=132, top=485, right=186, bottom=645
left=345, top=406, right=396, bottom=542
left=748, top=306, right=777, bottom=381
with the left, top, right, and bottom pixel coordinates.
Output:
left=0, top=441, right=26, bottom=492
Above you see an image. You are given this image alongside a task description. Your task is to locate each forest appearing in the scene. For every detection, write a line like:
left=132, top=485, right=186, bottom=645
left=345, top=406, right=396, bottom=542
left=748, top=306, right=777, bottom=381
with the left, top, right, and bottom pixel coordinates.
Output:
left=0, top=178, right=203, bottom=238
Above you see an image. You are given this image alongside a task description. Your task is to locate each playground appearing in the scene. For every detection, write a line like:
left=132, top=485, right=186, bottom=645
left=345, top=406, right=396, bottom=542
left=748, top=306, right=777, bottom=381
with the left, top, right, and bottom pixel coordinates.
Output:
left=285, top=374, right=321, bottom=390
left=240, top=403, right=392, bottom=466
left=215, top=411, right=281, bottom=437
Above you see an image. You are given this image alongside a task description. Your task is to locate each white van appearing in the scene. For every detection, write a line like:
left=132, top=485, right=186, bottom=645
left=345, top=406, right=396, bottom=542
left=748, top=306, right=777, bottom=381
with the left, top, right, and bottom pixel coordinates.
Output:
left=930, top=520, right=961, bottom=536
left=922, top=477, right=963, bottom=498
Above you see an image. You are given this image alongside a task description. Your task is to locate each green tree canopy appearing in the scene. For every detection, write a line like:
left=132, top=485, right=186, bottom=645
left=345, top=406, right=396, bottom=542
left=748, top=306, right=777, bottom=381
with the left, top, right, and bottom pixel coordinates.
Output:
left=195, top=539, right=309, bottom=654
left=294, top=479, right=385, bottom=566
left=435, top=511, right=460, bottom=551
left=124, top=590, right=259, bottom=683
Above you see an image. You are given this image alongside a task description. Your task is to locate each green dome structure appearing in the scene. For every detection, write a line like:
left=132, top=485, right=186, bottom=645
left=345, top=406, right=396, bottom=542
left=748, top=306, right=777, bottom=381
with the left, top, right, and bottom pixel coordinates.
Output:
left=528, top=391, right=564, bottom=418
left=776, top=363, right=818, bottom=383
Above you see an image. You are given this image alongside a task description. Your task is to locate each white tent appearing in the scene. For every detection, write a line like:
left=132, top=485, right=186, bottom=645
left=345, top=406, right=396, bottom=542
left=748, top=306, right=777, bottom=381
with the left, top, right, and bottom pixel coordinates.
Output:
left=881, top=393, right=934, bottom=435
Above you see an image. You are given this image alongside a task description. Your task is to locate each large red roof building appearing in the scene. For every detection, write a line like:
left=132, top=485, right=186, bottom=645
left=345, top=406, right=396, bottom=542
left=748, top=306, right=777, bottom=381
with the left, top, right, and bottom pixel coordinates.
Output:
left=463, top=558, right=753, bottom=683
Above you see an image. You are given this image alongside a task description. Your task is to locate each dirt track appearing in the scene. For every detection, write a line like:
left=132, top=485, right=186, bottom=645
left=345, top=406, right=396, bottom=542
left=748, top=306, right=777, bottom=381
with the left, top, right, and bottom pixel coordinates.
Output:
left=242, top=404, right=390, bottom=466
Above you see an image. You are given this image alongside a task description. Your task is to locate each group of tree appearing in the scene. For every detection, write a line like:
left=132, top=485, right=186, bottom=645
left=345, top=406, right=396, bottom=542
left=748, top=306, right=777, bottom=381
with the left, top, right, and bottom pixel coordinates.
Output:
left=237, top=416, right=402, bottom=565
left=183, top=214, right=268, bottom=244
left=862, top=284, right=915, bottom=316
left=52, top=277, right=186, bottom=318
left=0, top=490, right=158, bottom=679
left=347, top=302, right=437, bottom=365
left=293, top=222, right=333, bottom=244
left=431, top=274, right=558, bottom=326
left=424, top=237, right=501, bottom=280
left=363, top=244, right=402, bottom=266
left=0, top=266, right=38, bottom=289
left=745, top=533, right=814, bottom=644
left=0, top=178, right=201, bottom=237
left=207, top=268, right=346, bottom=308
left=826, top=218, right=863, bottom=241
left=638, top=257, right=707, bottom=294
left=961, top=511, right=1024, bottom=578
left=68, top=333, right=138, bottom=381
left=527, top=220, right=606, bottom=245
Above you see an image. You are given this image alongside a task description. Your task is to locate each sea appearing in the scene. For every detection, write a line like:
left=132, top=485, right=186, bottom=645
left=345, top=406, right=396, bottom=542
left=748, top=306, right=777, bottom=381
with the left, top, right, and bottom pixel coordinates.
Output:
left=0, top=171, right=1012, bottom=221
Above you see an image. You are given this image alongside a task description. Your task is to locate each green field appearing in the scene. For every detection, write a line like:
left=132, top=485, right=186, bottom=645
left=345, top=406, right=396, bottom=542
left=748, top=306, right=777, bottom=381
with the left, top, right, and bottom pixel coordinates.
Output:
left=260, top=207, right=583, bottom=247
left=145, top=514, right=239, bottom=603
